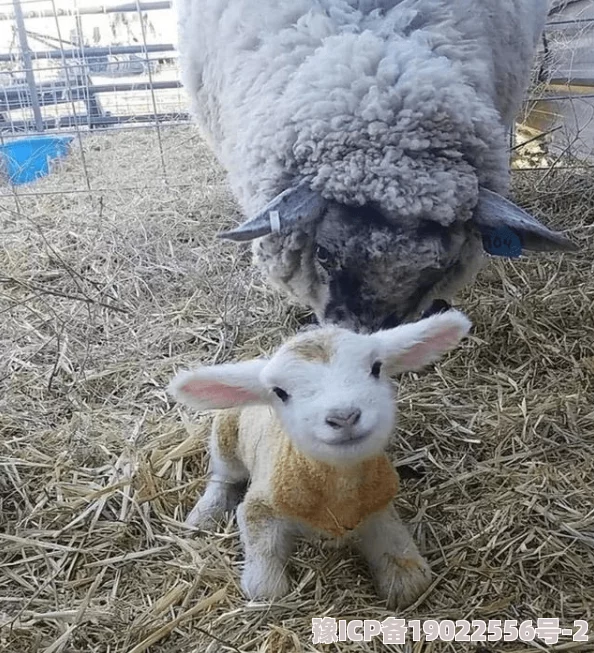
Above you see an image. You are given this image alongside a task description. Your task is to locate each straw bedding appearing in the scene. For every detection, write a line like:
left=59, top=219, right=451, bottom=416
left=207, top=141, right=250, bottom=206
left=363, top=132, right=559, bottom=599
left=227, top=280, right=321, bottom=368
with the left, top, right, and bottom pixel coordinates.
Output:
left=0, top=126, right=593, bottom=652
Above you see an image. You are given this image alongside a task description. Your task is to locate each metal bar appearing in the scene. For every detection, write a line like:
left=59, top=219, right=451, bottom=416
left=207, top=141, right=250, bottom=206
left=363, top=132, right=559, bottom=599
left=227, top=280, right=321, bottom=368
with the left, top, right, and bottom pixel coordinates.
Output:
left=73, top=0, right=94, bottom=130
left=0, top=80, right=182, bottom=110
left=546, top=18, right=594, bottom=28
left=135, top=0, right=167, bottom=180
left=50, top=0, right=91, bottom=189
left=80, top=80, right=182, bottom=93
left=0, top=44, right=176, bottom=61
left=25, top=28, right=79, bottom=48
left=81, top=75, right=106, bottom=127
left=0, top=0, right=586, bottom=22
left=0, top=1, right=172, bottom=21
left=535, top=93, right=594, bottom=100
left=11, top=0, right=42, bottom=131
left=0, top=181, right=198, bottom=199
left=1, top=86, right=71, bottom=111
left=547, top=77, right=594, bottom=88
left=86, top=88, right=104, bottom=122
left=2, top=113, right=190, bottom=132
left=0, top=53, right=174, bottom=74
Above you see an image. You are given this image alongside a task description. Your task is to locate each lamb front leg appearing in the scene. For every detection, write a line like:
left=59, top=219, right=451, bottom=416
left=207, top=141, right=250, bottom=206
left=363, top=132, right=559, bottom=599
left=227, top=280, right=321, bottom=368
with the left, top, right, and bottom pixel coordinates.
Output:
left=236, top=495, right=295, bottom=600
left=185, top=474, right=246, bottom=528
left=356, top=505, right=431, bottom=609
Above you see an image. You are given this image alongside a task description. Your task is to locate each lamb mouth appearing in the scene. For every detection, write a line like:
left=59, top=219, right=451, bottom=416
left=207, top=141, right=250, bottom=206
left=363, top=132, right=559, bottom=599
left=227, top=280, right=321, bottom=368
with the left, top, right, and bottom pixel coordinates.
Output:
left=325, top=431, right=370, bottom=446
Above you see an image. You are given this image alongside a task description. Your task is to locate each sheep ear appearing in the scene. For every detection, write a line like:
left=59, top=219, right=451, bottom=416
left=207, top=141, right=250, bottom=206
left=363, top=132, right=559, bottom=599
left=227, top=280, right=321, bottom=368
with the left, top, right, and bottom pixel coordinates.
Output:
left=374, top=310, right=472, bottom=374
left=167, top=360, right=269, bottom=411
left=474, top=187, right=577, bottom=257
left=219, top=181, right=328, bottom=242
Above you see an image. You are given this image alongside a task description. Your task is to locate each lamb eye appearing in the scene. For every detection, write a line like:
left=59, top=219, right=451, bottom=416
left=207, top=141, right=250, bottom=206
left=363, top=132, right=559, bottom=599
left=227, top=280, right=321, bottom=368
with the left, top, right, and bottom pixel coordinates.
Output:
left=272, top=386, right=289, bottom=402
left=371, top=361, right=382, bottom=378
left=315, top=245, right=335, bottom=268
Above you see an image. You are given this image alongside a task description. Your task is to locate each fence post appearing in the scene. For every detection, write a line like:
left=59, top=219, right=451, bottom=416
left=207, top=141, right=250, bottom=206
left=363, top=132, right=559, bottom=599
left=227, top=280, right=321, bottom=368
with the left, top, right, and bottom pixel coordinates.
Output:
left=12, top=0, right=43, bottom=131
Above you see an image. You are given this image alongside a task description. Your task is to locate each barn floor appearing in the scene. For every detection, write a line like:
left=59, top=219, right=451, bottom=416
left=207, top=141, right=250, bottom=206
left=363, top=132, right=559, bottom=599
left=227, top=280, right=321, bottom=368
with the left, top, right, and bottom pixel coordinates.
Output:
left=1, top=126, right=593, bottom=653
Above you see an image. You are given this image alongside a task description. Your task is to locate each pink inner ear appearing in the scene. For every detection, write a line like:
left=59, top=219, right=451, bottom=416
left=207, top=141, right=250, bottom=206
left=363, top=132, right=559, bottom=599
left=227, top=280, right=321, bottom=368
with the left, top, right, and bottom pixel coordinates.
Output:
left=182, top=380, right=259, bottom=405
left=398, top=326, right=462, bottom=367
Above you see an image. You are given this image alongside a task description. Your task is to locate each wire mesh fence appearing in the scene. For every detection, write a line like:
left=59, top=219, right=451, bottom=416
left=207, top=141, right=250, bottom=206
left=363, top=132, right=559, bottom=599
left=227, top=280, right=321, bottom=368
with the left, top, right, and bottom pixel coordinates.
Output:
left=0, top=0, right=184, bottom=128
left=0, top=0, right=592, bottom=198
left=0, top=0, right=189, bottom=196
left=521, top=0, right=594, bottom=168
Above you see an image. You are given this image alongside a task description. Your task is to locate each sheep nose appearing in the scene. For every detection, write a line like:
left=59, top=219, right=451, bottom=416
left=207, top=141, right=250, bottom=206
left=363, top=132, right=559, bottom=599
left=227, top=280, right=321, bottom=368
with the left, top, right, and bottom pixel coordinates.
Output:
left=325, top=408, right=362, bottom=429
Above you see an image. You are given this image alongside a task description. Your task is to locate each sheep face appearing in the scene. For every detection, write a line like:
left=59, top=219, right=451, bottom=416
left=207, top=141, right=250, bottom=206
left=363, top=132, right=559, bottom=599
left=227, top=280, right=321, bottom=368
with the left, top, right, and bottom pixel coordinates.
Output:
left=224, top=183, right=576, bottom=333
left=253, top=203, right=483, bottom=332
left=168, top=310, right=472, bottom=465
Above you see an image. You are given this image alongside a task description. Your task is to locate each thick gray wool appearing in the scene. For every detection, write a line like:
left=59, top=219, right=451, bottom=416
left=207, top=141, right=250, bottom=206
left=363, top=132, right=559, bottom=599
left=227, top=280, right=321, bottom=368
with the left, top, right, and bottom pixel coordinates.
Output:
left=176, top=0, right=547, bottom=224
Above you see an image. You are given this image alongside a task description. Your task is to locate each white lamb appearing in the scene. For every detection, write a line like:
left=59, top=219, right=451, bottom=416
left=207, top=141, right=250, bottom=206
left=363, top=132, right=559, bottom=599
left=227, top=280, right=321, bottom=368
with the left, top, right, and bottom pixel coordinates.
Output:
left=175, top=0, right=576, bottom=332
left=168, top=310, right=471, bottom=607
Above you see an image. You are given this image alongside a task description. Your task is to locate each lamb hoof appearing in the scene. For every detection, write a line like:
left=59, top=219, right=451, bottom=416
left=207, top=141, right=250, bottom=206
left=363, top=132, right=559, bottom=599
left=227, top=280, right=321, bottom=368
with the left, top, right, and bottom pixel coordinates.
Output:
left=184, top=483, right=244, bottom=530
left=375, top=555, right=432, bottom=609
left=241, top=563, right=291, bottom=601
left=184, top=502, right=220, bottom=530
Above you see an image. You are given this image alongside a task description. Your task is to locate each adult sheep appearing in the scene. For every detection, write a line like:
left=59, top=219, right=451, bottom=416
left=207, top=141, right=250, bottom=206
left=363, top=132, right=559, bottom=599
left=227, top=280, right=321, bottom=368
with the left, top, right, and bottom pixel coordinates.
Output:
left=175, top=0, right=576, bottom=332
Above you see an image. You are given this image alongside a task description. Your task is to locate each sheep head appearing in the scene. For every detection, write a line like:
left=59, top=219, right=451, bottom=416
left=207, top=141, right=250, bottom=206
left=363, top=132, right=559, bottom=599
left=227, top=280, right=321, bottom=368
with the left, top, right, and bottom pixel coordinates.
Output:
left=219, top=183, right=577, bottom=332
left=168, top=310, right=472, bottom=465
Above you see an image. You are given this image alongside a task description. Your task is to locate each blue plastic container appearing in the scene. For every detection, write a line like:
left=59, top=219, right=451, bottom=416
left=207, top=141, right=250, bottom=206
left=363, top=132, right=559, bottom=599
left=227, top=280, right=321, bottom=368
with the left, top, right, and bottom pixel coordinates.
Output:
left=0, top=135, right=74, bottom=185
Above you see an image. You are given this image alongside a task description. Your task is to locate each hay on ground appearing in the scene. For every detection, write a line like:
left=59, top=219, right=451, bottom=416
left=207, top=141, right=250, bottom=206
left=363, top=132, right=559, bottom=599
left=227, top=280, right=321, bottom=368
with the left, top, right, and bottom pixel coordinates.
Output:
left=0, top=126, right=593, bottom=652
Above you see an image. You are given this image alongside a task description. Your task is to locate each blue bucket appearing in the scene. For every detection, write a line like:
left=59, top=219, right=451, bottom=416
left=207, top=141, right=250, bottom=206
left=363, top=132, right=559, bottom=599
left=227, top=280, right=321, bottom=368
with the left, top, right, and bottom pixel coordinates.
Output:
left=0, top=135, right=74, bottom=185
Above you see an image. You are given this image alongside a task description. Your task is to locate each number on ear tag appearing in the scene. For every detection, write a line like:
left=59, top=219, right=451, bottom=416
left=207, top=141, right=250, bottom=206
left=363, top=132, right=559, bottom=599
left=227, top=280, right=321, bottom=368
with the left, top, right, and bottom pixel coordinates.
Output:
left=482, top=227, right=522, bottom=258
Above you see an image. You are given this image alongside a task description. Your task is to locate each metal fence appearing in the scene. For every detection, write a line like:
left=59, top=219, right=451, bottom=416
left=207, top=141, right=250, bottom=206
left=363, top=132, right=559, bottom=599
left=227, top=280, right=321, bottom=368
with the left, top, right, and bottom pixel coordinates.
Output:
left=0, top=0, right=185, bottom=132
left=0, top=0, right=593, bottom=197
left=527, top=1, right=594, bottom=167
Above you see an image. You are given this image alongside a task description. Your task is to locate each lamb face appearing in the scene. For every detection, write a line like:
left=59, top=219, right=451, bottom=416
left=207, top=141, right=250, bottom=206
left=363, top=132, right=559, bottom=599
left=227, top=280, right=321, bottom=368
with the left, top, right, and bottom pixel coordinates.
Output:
left=260, top=309, right=470, bottom=464
left=260, top=327, right=397, bottom=464
left=168, top=310, right=473, bottom=465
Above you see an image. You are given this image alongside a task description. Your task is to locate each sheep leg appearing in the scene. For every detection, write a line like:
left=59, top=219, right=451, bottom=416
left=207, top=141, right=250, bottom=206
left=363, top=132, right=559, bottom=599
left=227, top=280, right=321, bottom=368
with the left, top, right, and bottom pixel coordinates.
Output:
left=185, top=414, right=248, bottom=529
left=236, top=495, right=294, bottom=600
left=355, top=505, right=431, bottom=609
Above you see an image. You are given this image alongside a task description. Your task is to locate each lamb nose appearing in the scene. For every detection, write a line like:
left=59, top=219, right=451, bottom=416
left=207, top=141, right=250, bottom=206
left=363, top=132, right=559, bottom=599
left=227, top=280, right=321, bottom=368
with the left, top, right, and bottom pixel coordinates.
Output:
left=325, top=409, right=362, bottom=429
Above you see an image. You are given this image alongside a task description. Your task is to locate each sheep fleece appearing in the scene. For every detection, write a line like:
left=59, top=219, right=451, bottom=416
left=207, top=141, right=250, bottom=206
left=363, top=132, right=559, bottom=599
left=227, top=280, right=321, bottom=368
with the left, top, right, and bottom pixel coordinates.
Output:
left=175, top=0, right=548, bottom=225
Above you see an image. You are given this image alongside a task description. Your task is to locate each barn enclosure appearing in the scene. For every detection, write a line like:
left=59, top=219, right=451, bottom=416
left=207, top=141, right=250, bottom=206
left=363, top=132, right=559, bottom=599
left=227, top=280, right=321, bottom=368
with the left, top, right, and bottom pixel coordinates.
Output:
left=1, top=2, right=593, bottom=652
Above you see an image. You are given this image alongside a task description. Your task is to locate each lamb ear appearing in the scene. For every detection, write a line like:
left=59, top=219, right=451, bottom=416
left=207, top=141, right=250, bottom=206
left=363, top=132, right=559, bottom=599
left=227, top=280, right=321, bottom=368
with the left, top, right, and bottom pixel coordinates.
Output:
left=167, top=360, right=269, bottom=411
left=474, top=187, right=578, bottom=256
left=374, top=310, right=472, bottom=374
left=219, top=181, right=328, bottom=242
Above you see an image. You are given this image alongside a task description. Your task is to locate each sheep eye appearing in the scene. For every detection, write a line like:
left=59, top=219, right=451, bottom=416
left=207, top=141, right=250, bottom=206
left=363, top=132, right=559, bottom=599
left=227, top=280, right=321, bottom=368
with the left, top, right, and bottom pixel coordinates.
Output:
left=315, top=245, right=335, bottom=268
left=272, top=386, right=289, bottom=402
left=371, top=361, right=382, bottom=378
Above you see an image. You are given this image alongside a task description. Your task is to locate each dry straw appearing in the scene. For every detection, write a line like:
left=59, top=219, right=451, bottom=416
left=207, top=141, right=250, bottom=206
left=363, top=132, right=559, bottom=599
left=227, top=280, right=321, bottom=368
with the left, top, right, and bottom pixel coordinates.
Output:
left=0, top=126, right=593, bottom=652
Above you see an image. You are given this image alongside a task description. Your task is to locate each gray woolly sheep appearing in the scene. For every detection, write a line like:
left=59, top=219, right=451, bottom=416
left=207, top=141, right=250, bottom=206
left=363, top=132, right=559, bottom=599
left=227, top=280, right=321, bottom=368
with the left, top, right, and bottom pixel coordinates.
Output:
left=168, top=310, right=472, bottom=607
left=175, top=0, right=576, bottom=332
